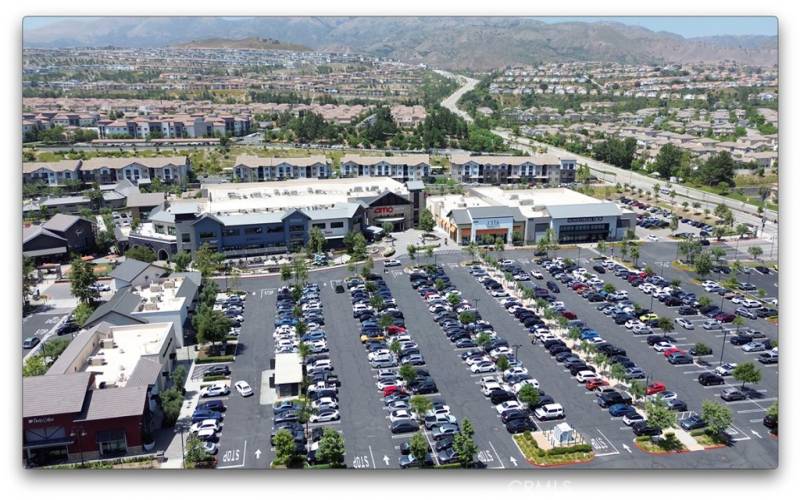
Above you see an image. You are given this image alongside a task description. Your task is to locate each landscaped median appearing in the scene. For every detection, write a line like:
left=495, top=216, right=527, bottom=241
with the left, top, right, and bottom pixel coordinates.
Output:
left=634, top=431, right=689, bottom=454
left=512, top=432, right=594, bottom=467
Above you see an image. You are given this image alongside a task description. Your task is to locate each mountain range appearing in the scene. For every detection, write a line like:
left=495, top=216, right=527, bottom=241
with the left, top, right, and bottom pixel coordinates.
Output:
left=23, top=17, right=778, bottom=70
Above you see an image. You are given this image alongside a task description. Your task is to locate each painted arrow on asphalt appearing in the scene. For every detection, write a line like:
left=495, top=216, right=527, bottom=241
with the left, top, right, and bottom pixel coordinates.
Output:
left=255, top=449, right=262, bottom=459
left=622, top=444, right=632, bottom=453
left=751, top=430, right=762, bottom=439
left=383, top=455, right=390, bottom=466
left=509, top=456, right=518, bottom=467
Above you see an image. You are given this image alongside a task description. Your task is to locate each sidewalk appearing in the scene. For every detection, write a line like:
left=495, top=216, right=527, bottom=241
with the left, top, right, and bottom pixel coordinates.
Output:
left=160, top=352, right=203, bottom=469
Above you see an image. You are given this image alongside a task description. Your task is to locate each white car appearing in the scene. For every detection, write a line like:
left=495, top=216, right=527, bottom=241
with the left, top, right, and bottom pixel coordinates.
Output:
left=714, top=363, right=738, bottom=376
left=676, top=318, right=695, bottom=330
left=495, top=400, right=522, bottom=414
left=742, top=298, right=762, bottom=308
left=490, top=289, right=509, bottom=298
left=234, top=381, right=253, bottom=397
left=481, top=381, right=504, bottom=396
left=653, top=341, right=676, bottom=352
left=503, top=367, right=529, bottom=379
left=632, top=324, right=652, bottom=335
left=499, top=259, right=515, bottom=266
left=576, top=370, right=599, bottom=383
left=647, top=234, right=659, bottom=242
left=310, top=410, right=341, bottom=423
left=534, top=403, right=565, bottom=421
left=389, top=409, right=417, bottom=423
left=465, top=355, right=491, bottom=366
left=622, top=412, right=645, bottom=426
left=384, top=259, right=402, bottom=267
left=311, top=397, right=339, bottom=410
left=490, top=346, right=513, bottom=358
left=470, top=361, right=496, bottom=373
left=702, top=319, right=721, bottom=330
left=200, top=383, right=230, bottom=398
left=624, top=319, right=642, bottom=329
left=190, top=419, right=221, bottom=435
left=531, top=271, right=544, bottom=279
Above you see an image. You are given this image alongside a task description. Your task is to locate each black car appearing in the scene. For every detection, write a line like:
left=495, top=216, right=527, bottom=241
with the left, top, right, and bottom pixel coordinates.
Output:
left=678, top=306, right=698, bottom=315
left=647, top=335, right=676, bottom=346
left=730, top=335, right=753, bottom=346
left=57, top=321, right=80, bottom=336
left=197, top=400, right=226, bottom=413
left=546, top=281, right=560, bottom=293
left=698, top=372, right=725, bottom=386
left=592, top=264, right=606, bottom=274
left=204, top=365, right=231, bottom=377
left=666, top=399, right=688, bottom=412
left=763, top=414, right=778, bottom=434
left=489, top=390, right=517, bottom=405
left=500, top=409, right=531, bottom=424
left=391, top=420, right=420, bottom=434
left=598, top=391, right=632, bottom=408
left=632, top=422, right=662, bottom=437
left=506, top=417, right=537, bottom=434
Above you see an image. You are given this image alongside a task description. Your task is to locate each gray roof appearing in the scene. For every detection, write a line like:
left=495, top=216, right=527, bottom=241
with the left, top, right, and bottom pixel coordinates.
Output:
left=148, top=205, right=175, bottom=224
left=546, top=202, right=622, bottom=219
left=126, top=191, right=166, bottom=209
left=43, top=213, right=85, bottom=233
left=467, top=206, right=526, bottom=222
left=109, top=258, right=166, bottom=284
left=23, top=373, right=91, bottom=418
left=113, top=179, right=139, bottom=198
left=41, top=195, right=90, bottom=207
left=23, top=225, right=67, bottom=245
left=173, top=271, right=202, bottom=301
left=406, top=180, right=425, bottom=191
left=83, top=290, right=145, bottom=327
left=303, top=202, right=360, bottom=221
left=103, top=191, right=126, bottom=202
left=47, top=323, right=106, bottom=375
left=449, top=208, right=472, bottom=225
left=126, top=355, right=163, bottom=388
left=78, top=385, right=148, bottom=421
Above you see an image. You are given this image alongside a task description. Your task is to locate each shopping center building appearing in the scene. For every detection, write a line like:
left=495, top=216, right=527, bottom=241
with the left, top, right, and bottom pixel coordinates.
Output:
left=428, top=186, right=636, bottom=245
left=127, top=177, right=426, bottom=258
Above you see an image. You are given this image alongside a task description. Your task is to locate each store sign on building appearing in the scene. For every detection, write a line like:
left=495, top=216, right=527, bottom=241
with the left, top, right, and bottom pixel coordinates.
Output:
left=374, top=207, right=395, bottom=215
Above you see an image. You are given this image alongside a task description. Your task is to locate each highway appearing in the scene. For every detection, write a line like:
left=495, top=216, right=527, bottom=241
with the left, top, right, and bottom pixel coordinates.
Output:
left=436, top=71, right=778, bottom=247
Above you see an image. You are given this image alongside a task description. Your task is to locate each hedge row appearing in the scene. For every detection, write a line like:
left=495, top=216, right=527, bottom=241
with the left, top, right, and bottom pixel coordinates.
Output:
left=196, top=355, right=235, bottom=364
left=203, top=374, right=229, bottom=382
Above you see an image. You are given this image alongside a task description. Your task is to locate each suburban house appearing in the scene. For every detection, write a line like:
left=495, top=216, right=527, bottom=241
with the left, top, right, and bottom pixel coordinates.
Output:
left=449, top=154, right=577, bottom=185
left=41, top=214, right=96, bottom=254
left=23, top=225, right=69, bottom=260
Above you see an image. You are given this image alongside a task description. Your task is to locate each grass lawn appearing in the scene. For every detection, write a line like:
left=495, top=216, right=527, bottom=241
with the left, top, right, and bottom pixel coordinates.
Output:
left=691, top=430, right=730, bottom=448
left=634, top=434, right=688, bottom=454
left=512, top=433, right=594, bottom=466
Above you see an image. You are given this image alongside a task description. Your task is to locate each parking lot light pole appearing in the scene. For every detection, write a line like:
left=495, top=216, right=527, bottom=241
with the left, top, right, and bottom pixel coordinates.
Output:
left=719, top=329, right=729, bottom=366
left=513, top=343, right=522, bottom=359
left=474, top=297, right=480, bottom=315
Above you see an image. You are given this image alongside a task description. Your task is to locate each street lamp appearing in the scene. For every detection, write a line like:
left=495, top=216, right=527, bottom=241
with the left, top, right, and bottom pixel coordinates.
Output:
left=69, top=426, right=87, bottom=465
left=474, top=297, right=480, bottom=315
left=176, top=421, right=187, bottom=468
left=512, top=343, right=522, bottom=360
left=718, top=328, right=729, bottom=366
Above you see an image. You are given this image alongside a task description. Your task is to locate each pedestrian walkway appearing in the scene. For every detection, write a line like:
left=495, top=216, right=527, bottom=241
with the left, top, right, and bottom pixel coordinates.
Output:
left=672, top=427, right=705, bottom=451
left=160, top=353, right=201, bottom=469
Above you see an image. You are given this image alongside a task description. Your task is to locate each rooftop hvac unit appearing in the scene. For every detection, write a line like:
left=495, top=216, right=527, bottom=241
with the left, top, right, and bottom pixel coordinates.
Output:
left=101, top=339, right=116, bottom=349
left=89, top=355, right=106, bottom=366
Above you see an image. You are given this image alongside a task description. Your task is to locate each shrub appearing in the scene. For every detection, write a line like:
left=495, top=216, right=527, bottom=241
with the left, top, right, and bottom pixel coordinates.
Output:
left=196, top=355, right=235, bottom=364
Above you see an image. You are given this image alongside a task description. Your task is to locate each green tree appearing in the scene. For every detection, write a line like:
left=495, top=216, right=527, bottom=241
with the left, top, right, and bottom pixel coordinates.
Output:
left=194, top=243, right=224, bottom=277
left=732, top=362, right=762, bottom=389
left=69, top=258, right=99, bottom=305
left=495, top=355, right=510, bottom=372
left=701, top=400, right=732, bottom=438
left=350, top=232, right=368, bottom=260
left=459, top=310, right=477, bottom=325
left=280, top=264, right=292, bottom=282
left=406, top=244, right=417, bottom=261
left=399, top=363, right=417, bottom=385
left=317, top=428, right=345, bottom=467
left=693, top=251, right=713, bottom=278
left=159, top=388, right=184, bottom=426
left=172, top=251, right=192, bottom=272
left=125, top=246, right=157, bottom=263
left=629, top=380, right=646, bottom=401
left=273, top=428, right=301, bottom=467
left=23, top=257, right=37, bottom=306
left=419, top=209, right=435, bottom=233
left=307, top=227, right=326, bottom=256
left=645, top=398, right=675, bottom=430
left=517, top=384, right=540, bottom=409
left=172, top=365, right=188, bottom=391
left=596, top=240, right=607, bottom=257
left=184, top=436, right=212, bottom=468
left=657, top=317, right=674, bottom=334
left=408, top=433, right=430, bottom=467
left=291, top=258, right=309, bottom=286
left=747, top=246, right=764, bottom=261
left=193, top=306, right=231, bottom=349
left=409, top=395, right=432, bottom=422
left=23, top=355, right=48, bottom=377
left=453, top=419, right=477, bottom=468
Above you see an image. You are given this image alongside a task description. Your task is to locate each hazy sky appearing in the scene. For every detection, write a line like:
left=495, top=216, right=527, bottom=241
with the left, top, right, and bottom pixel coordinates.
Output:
left=23, top=16, right=778, bottom=38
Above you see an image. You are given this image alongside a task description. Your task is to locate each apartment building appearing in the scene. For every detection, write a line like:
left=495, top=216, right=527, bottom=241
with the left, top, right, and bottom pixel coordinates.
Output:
left=449, top=154, right=577, bottom=185
left=80, top=157, right=190, bottom=184
left=340, top=154, right=431, bottom=182
left=233, top=155, right=331, bottom=181
left=22, top=159, right=82, bottom=186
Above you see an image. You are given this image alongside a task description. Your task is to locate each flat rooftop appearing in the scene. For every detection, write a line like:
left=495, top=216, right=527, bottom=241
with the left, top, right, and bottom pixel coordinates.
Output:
left=85, top=323, right=173, bottom=389
left=274, top=352, right=303, bottom=385
left=130, top=276, right=187, bottom=313
left=202, top=177, right=408, bottom=214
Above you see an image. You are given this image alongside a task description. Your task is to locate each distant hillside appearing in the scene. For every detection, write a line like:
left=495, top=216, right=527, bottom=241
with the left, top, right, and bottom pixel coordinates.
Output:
left=23, top=17, right=778, bottom=70
left=172, top=36, right=309, bottom=51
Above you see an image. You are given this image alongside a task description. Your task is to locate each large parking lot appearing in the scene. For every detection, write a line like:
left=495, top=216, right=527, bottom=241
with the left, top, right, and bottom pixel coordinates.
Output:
left=200, top=239, right=777, bottom=469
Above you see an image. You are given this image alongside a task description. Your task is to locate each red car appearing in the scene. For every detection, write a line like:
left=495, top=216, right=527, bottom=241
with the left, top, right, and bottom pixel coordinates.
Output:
left=382, top=386, right=407, bottom=398
left=561, top=311, right=577, bottom=320
left=646, top=381, right=666, bottom=395
left=585, top=379, right=609, bottom=390
left=386, top=325, right=407, bottom=335
left=571, top=282, right=585, bottom=291
left=714, top=312, right=736, bottom=323
left=663, top=347, right=684, bottom=357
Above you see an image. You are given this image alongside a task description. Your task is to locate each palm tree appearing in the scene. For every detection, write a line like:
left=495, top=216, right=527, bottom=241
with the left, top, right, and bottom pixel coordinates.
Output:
left=596, top=240, right=607, bottom=257
left=629, top=244, right=640, bottom=267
